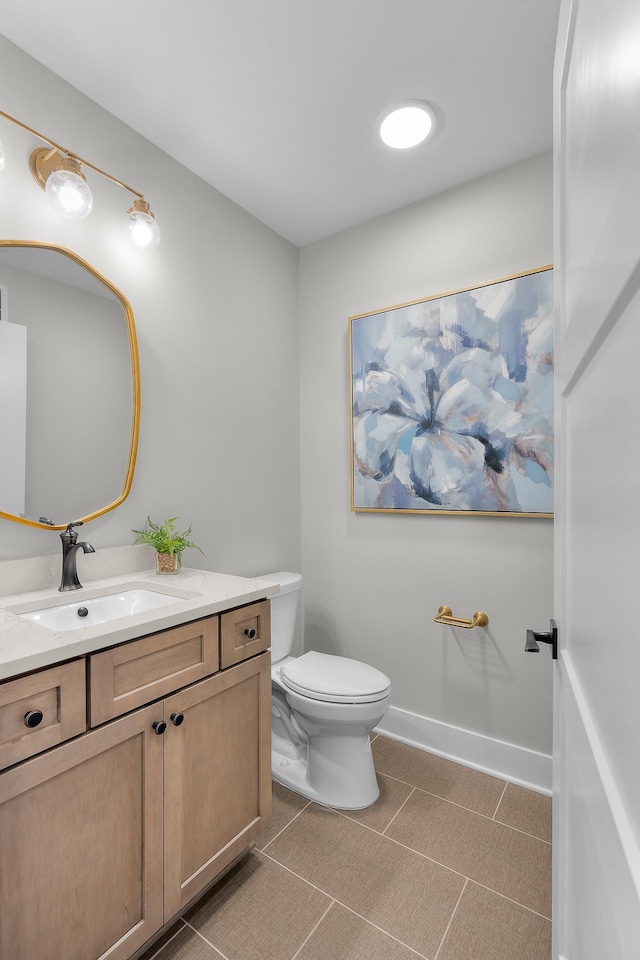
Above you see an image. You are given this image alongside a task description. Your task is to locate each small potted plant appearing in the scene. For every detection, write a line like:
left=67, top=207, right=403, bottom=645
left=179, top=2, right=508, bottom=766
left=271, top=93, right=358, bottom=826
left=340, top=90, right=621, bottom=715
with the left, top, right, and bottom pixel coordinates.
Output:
left=132, top=516, right=204, bottom=574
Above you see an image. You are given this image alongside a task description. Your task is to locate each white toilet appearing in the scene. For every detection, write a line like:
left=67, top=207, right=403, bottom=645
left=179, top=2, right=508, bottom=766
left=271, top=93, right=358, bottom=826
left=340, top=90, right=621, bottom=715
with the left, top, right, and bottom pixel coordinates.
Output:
left=259, top=571, right=391, bottom=810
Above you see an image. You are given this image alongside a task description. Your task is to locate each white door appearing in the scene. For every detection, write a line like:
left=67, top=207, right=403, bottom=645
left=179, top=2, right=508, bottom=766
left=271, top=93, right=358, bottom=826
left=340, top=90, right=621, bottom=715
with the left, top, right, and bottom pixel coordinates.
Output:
left=553, top=0, right=640, bottom=956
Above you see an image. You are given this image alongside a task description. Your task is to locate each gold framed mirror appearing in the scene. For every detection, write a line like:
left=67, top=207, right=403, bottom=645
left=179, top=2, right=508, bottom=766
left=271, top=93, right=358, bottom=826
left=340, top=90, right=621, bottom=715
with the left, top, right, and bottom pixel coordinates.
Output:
left=0, top=241, right=140, bottom=531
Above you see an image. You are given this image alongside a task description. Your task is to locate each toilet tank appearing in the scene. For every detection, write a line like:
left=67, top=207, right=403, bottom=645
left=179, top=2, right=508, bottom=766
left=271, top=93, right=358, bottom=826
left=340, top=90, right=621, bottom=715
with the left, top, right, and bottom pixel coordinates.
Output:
left=257, top=571, right=301, bottom=663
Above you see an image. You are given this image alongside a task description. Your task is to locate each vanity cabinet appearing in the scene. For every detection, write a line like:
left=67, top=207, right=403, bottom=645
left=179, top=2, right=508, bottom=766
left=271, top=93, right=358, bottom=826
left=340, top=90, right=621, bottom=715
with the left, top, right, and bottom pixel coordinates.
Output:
left=0, top=602, right=271, bottom=960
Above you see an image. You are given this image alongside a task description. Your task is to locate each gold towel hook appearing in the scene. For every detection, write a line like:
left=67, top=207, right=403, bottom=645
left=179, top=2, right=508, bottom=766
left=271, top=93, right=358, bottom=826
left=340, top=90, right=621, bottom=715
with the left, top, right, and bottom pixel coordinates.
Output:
left=434, top=605, right=488, bottom=629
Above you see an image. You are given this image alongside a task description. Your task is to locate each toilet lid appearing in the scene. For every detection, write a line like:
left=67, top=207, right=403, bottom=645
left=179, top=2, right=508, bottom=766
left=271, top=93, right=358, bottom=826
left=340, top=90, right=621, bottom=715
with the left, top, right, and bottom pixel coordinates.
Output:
left=280, top=651, right=391, bottom=703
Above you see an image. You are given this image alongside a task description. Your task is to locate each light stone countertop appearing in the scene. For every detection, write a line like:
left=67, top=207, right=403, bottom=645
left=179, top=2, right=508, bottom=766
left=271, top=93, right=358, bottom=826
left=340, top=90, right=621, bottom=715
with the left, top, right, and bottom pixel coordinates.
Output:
left=0, top=553, right=279, bottom=682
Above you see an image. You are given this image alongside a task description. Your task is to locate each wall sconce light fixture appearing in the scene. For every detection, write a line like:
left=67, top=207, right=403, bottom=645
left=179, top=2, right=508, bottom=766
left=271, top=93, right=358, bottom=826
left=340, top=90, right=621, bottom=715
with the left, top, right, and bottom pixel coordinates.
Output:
left=0, top=109, right=160, bottom=249
left=30, top=148, right=94, bottom=219
left=126, top=198, right=161, bottom=249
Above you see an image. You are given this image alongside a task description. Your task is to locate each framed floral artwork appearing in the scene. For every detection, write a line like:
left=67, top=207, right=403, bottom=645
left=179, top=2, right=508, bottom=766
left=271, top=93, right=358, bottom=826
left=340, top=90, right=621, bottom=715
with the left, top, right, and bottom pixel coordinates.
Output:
left=349, top=266, right=554, bottom=516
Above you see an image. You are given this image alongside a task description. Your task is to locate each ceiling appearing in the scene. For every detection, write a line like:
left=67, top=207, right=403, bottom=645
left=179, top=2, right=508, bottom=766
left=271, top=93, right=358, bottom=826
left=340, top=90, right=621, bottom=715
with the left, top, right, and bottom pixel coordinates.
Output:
left=0, top=1, right=561, bottom=247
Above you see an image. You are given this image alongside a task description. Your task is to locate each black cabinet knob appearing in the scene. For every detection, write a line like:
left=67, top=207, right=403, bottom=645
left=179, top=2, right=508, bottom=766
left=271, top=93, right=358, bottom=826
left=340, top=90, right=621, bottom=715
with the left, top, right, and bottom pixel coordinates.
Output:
left=152, top=720, right=167, bottom=735
left=24, top=710, right=44, bottom=728
left=244, top=628, right=257, bottom=639
left=170, top=712, right=184, bottom=726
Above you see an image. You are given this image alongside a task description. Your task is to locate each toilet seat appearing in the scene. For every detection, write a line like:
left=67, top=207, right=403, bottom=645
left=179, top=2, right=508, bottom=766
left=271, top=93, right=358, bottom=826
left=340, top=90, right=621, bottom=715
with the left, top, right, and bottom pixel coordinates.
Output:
left=280, top=651, right=391, bottom=704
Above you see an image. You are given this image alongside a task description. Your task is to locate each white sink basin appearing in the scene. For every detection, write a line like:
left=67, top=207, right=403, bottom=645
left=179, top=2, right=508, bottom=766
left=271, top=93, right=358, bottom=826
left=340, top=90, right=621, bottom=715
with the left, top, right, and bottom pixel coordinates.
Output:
left=10, top=586, right=192, bottom=632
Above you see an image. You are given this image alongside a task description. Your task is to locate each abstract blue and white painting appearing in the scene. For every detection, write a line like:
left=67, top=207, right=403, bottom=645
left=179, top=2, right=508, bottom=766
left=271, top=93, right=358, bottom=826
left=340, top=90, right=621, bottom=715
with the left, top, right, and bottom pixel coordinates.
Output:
left=350, top=267, right=553, bottom=515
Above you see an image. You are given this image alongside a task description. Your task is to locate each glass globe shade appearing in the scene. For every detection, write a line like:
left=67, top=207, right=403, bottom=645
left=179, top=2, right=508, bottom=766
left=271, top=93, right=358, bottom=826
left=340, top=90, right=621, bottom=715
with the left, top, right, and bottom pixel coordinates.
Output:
left=46, top=168, right=93, bottom=219
left=126, top=208, right=161, bottom=250
left=0, top=140, right=6, bottom=173
left=379, top=103, right=434, bottom=149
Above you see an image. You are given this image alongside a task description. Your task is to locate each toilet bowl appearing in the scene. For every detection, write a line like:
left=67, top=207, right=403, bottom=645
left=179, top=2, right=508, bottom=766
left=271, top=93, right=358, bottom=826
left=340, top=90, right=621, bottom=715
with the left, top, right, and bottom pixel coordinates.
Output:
left=258, top=572, right=391, bottom=810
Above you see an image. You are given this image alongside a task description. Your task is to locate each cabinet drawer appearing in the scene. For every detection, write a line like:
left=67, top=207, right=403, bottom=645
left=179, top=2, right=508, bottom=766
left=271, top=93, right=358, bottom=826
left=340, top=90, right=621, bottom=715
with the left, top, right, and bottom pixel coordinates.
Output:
left=89, top=616, right=219, bottom=726
left=220, top=600, right=270, bottom=668
left=0, top=660, right=86, bottom=770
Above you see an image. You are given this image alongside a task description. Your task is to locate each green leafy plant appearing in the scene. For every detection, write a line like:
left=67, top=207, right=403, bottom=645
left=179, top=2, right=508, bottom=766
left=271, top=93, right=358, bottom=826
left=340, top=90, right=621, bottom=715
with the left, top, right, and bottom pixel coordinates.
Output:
left=132, top=517, right=204, bottom=560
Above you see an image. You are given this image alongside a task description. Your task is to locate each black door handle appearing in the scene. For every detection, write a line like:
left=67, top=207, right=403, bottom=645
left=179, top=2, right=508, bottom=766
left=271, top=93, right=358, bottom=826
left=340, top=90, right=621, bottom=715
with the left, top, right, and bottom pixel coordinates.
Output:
left=525, top=620, right=558, bottom=659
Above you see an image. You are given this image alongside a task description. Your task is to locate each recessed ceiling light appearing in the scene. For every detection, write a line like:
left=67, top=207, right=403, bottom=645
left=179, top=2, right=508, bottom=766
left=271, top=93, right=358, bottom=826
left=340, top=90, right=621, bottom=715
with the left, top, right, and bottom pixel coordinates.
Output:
left=378, top=101, right=435, bottom=149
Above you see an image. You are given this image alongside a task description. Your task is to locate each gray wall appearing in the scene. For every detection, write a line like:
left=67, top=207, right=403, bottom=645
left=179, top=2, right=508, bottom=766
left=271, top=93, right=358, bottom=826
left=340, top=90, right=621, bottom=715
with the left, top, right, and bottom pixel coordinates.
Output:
left=0, top=34, right=553, bottom=757
left=0, top=36, right=301, bottom=578
left=298, top=152, right=554, bottom=755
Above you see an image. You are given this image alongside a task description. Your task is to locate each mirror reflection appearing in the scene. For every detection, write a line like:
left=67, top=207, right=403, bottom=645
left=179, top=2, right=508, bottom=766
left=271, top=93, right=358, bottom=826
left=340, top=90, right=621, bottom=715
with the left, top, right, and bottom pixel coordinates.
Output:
left=0, top=243, right=138, bottom=529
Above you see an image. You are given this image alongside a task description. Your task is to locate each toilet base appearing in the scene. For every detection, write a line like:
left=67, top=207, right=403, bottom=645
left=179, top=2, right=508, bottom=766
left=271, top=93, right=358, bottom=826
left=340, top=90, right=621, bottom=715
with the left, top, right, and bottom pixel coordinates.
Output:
left=271, top=730, right=381, bottom=810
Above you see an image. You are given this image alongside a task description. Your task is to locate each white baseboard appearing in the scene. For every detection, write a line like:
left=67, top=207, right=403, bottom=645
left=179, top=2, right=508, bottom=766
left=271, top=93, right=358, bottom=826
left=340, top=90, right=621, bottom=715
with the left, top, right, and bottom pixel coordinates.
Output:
left=375, top=704, right=552, bottom=795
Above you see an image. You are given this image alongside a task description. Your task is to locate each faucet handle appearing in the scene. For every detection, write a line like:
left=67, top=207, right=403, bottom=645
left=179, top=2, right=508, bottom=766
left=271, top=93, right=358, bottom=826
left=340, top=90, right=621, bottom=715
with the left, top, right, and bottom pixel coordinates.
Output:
left=62, top=521, right=83, bottom=539
left=61, top=521, right=84, bottom=546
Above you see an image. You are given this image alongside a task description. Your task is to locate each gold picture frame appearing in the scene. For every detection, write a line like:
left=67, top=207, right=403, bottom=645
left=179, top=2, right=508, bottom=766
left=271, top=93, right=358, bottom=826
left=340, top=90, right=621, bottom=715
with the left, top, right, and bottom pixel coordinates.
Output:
left=349, top=266, right=553, bottom=517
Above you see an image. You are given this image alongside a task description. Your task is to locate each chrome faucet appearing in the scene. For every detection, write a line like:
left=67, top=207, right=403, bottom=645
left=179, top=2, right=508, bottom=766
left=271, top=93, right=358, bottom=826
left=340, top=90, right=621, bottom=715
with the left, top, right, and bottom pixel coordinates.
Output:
left=59, top=521, right=95, bottom=592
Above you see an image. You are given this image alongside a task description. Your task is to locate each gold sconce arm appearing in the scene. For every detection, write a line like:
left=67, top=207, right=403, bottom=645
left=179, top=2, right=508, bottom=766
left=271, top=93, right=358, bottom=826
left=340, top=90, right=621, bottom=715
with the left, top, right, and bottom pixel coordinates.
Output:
left=434, top=605, right=489, bottom=629
left=0, top=109, right=144, bottom=200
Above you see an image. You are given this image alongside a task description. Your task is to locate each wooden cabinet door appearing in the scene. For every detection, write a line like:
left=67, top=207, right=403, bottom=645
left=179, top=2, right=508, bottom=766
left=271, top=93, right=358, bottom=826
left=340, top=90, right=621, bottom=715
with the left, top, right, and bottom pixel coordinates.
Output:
left=163, top=653, right=272, bottom=916
left=0, top=705, right=164, bottom=960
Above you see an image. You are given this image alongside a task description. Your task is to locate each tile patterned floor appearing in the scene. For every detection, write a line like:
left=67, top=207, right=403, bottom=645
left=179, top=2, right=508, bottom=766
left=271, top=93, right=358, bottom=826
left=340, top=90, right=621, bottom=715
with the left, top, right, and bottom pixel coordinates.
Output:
left=140, top=735, right=552, bottom=960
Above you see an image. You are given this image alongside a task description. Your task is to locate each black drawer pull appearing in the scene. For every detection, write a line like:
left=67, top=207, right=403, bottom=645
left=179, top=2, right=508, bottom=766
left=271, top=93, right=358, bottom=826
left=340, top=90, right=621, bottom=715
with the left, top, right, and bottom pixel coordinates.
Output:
left=24, top=710, right=44, bottom=728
